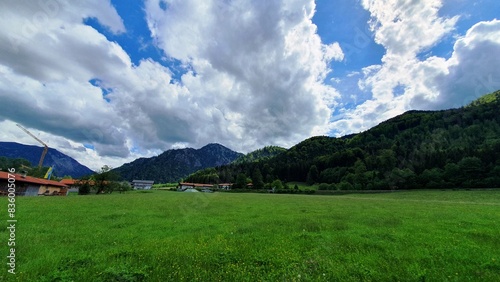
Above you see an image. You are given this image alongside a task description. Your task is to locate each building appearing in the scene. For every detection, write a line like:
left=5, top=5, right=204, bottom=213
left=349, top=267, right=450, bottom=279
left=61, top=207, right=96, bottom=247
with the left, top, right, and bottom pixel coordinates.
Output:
left=0, top=171, right=68, bottom=196
left=59, top=178, right=81, bottom=193
left=132, top=180, right=154, bottom=190
left=178, top=182, right=213, bottom=190
left=178, top=182, right=233, bottom=191
left=178, top=182, right=215, bottom=191
left=219, top=183, right=233, bottom=190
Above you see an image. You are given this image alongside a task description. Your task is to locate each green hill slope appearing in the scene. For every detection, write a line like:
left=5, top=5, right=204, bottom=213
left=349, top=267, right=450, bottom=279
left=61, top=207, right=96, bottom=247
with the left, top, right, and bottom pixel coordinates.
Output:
left=468, top=90, right=500, bottom=106
left=232, top=146, right=286, bottom=164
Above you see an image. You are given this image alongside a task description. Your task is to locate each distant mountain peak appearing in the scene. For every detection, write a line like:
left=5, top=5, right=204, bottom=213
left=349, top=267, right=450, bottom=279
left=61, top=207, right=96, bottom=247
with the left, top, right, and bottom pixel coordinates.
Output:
left=113, top=143, right=243, bottom=183
left=199, top=143, right=230, bottom=150
left=0, top=142, right=94, bottom=178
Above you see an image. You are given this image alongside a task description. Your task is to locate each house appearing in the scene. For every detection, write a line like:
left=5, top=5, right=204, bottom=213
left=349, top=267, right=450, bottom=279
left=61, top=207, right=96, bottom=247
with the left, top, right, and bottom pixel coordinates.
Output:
left=177, top=182, right=233, bottom=191
left=219, top=183, right=233, bottom=190
left=178, top=182, right=216, bottom=191
left=132, top=180, right=154, bottom=190
left=0, top=171, right=68, bottom=196
left=60, top=178, right=79, bottom=193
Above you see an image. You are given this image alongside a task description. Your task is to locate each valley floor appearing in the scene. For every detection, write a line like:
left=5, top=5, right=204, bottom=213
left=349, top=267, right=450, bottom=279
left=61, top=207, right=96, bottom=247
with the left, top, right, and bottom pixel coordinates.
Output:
left=1, top=190, right=499, bottom=281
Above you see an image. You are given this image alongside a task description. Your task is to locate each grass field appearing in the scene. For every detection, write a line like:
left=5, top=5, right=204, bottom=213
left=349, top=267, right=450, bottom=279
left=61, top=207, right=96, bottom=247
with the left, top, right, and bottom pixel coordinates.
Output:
left=1, top=190, right=500, bottom=281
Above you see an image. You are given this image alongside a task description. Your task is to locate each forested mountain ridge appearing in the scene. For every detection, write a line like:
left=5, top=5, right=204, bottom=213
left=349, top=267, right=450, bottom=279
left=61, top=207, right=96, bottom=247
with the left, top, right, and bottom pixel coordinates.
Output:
left=185, top=90, right=500, bottom=189
left=113, top=143, right=243, bottom=183
left=232, top=146, right=287, bottom=164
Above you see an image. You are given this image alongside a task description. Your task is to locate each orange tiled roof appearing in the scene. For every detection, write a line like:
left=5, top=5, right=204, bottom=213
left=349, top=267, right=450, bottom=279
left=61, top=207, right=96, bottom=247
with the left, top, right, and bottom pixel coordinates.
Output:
left=60, top=179, right=76, bottom=185
left=0, top=171, right=67, bottom=187
left=180, top=182, right=214, bottom=187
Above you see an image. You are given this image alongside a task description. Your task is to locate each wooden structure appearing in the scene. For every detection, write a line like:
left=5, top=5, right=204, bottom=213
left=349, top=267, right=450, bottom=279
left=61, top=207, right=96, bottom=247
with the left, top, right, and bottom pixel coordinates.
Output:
left=132, top=180, right=154, bottom=190
left=0, top=171, right=68, bottom=196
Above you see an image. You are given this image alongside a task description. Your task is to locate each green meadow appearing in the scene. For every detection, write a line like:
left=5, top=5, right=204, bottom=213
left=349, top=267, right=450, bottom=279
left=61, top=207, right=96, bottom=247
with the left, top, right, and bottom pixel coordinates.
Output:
left=1, top=190, right=500, bottom=281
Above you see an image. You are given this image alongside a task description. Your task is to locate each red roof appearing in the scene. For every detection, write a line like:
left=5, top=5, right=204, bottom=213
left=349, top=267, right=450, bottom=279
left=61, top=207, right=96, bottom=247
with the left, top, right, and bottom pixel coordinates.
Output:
left=60, top=179, right=76, bottom=185
left=180, top=182, right=214, bottom=187
left=0, top=171, right=67, bottom=187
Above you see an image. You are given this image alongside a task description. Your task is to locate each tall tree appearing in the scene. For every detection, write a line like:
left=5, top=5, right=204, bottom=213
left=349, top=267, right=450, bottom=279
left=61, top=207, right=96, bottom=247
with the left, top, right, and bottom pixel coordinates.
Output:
left=306, top=165, right=319, bottom=185
left=234, top=173, right=248, bottom=189
left=252, top=168, right=264, bottom=189
left=353, top=159, right=369, bottom=189
left=94, top=165, right=119, bottom=194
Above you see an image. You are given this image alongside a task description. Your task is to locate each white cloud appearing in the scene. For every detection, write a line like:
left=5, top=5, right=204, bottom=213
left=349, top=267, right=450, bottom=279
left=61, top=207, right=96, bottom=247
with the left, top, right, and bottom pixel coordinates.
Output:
left=143, top=0, right=343, bottom=149
left=362, top=0, right=458, bottom=56
left=423, top=19, right=500, bottom=108
left=0, top=0, right=131, bottom=166
left=0, top=0, right=125, bottom=56
left=394, top=19, right=500, bottom=110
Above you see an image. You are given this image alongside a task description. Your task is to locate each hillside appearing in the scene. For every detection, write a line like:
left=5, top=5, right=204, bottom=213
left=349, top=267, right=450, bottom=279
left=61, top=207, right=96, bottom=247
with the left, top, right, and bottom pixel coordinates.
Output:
left=0, top=142, right=94, bottom=178
left=113, top=143, right=243, bottom=183
left=186, top=91, right=500, bottom=189
left=232, top=146, right=287, bottom=164
left=468, top=90, right=500, bottom=106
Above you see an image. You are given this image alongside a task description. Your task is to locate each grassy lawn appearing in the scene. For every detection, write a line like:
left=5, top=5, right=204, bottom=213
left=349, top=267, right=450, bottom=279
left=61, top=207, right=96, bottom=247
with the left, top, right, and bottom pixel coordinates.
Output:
left=1, top=190, right=500, bottom=281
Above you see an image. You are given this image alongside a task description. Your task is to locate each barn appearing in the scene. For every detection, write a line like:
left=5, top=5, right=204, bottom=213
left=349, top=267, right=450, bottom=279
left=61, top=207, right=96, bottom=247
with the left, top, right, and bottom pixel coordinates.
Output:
left=0, top=171, right=68, bottom=196
left=132, top=180, right=155, bottom=190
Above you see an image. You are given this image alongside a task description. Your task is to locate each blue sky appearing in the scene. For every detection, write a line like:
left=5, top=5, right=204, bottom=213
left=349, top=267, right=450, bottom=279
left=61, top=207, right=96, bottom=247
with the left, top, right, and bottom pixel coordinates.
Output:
left=1, top=0, right=500, bottom=170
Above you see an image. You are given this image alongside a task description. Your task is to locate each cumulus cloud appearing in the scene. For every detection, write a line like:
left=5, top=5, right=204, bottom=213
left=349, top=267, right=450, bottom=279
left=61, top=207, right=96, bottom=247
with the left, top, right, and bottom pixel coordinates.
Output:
left=0, top=1, right=132, bottom=158
left=143, top=0, right=343, bottom=149
left=359, top=0, right=459, bottom=100
left=422, top=19, right=500, bottom=108
left=362, top=0, right=458, bottom=56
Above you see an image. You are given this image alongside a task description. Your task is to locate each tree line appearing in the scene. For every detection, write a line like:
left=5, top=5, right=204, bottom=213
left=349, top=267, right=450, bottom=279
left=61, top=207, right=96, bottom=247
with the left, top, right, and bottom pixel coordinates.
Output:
left=76, top=165, right=131, bottom=195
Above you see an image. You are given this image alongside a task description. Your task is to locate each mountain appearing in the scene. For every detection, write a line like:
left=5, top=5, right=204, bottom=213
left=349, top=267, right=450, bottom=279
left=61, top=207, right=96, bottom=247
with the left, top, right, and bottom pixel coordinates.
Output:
left=113, top=143, right=243, bottom=183
left=232, top=146, right=287, bottom=164
left=185, top=90, right=500, bottom=189
left=0, top=142, right=94, bottom=178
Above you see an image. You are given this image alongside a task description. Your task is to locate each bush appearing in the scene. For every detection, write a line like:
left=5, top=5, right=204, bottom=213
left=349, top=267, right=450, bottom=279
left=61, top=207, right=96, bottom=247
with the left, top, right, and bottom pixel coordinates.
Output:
left=328, top=183, right=338, bottom=190
left=338, top=181, right=354, bottom=190
left=117, top=181, right=132, bottom=193
left=318, top=183, right=329, bottom=190
left=271, top=179, right=283, bottom=190
left=77, top=182, right=91, bottom=195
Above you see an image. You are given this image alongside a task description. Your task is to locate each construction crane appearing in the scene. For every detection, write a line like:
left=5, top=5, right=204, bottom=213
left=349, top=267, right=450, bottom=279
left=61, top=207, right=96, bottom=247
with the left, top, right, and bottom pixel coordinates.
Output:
left=16, top=124, right=48, bottom=168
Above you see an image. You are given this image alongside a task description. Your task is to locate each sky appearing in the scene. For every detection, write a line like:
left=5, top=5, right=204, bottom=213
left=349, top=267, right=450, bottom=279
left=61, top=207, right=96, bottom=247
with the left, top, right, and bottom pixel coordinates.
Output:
left=1, top=0, right=500, bottom=171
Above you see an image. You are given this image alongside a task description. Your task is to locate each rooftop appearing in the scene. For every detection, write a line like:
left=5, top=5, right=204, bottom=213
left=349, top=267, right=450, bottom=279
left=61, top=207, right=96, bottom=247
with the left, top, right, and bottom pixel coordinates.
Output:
left=0, top=171, right=67, bottom=187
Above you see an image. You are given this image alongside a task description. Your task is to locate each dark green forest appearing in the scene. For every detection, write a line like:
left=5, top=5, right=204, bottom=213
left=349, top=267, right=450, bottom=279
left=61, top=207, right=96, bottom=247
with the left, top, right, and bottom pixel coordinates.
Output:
left=185, top=90, right=500, bottom=190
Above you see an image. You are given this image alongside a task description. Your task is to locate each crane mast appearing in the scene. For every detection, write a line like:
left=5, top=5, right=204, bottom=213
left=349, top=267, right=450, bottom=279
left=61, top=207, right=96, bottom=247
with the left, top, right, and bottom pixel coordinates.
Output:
left=16, top=124, right=48, bottom=168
